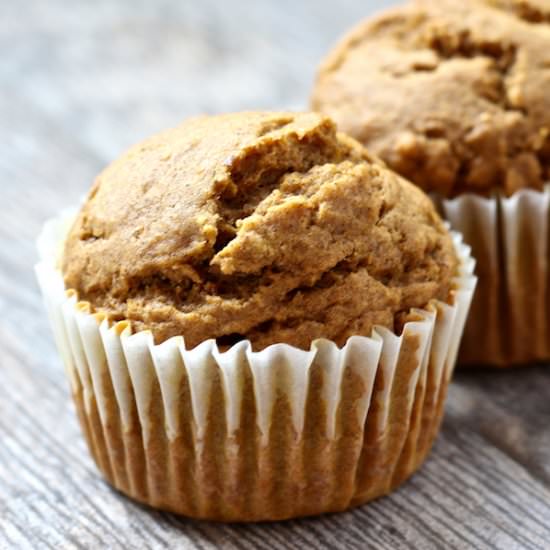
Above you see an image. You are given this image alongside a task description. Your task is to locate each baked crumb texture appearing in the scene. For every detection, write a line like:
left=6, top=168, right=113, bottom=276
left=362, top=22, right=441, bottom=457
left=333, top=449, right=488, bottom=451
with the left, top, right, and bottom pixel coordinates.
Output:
left=63, top=112, right=457, bottom=349
left=311, top=0, right=550, bottom=197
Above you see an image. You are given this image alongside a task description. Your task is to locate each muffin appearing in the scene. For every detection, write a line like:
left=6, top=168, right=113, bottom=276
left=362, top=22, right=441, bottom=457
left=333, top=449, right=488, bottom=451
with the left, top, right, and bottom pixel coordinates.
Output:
left=36, top=111, right=475, bottom=521
left=311, top=0, right=550, bottom=366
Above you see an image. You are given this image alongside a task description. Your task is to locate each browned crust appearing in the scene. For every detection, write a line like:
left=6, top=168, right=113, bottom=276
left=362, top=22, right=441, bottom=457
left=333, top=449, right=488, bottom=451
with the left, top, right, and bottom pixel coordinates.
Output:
left=62, top=112, right=457, bottom=350
left=311, top=0, right=550, bottom=197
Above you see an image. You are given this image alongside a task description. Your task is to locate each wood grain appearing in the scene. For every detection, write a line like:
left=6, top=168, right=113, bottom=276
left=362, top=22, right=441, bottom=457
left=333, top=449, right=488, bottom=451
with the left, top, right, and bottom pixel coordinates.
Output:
left=1, top=0, right=550, bottom=548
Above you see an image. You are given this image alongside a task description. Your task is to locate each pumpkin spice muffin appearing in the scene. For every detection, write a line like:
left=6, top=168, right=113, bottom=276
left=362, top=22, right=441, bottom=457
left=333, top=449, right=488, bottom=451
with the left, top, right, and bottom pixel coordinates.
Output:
left=37, top=111, right=475, bottom=521
left=63, top=112, right=458, bottom=349
left=312, top=0, right=550, bottom=366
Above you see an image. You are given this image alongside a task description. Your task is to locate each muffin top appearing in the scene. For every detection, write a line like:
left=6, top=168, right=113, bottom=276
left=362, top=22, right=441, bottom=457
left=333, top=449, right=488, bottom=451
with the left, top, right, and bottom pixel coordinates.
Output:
left=311, top=0, right=550, bottom=197
left=62, top=111, right=457, bottom=349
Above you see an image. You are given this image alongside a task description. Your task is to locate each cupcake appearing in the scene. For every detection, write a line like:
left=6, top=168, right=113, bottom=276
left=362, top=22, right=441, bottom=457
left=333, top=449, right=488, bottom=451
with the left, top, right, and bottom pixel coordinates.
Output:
left=36, top=111, right=475, bottom=521
left=311, top=0, right=550, bottom=366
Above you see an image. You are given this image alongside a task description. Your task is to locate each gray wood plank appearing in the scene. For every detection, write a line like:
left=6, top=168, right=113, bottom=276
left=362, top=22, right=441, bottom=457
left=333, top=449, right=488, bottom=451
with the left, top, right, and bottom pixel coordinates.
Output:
left=1, top=0, right=550, bottom=549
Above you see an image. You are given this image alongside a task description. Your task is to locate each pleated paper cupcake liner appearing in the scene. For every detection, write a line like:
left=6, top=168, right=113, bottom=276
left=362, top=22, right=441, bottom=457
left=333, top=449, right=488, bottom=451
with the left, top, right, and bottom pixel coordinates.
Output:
left=436, top=184, right=550, bottom=367
left=35, top=211, right=476, bottom=521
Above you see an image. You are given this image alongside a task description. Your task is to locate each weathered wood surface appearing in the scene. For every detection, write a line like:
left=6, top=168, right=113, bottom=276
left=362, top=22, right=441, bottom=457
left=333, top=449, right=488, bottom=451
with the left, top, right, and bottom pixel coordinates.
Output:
left=1, top=1, right=550, bottom=548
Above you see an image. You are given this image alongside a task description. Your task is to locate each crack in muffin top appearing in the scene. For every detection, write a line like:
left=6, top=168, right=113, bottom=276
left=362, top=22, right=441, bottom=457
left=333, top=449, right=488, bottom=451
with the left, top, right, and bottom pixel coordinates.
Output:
left=311, top=0, right=550, bottom=197
left=62, top=111, right=458, bottom=349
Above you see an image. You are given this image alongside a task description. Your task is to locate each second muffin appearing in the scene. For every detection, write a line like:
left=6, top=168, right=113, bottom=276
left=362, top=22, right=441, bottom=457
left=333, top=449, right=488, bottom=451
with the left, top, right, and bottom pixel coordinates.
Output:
left=312, top=0, right=550, bottom=366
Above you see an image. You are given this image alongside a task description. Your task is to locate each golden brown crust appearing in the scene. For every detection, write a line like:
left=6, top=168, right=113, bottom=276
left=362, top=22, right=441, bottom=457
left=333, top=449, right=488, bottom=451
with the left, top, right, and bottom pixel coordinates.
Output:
left=62, top=111, right=457, bottom=349
left=311, top=0, right=550, bottom=197
left=487, top=0, right=550, bottom=24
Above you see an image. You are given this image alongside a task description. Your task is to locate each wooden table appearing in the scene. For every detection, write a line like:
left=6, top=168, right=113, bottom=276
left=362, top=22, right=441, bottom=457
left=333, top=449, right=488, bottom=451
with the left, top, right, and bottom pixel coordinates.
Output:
left=1, top=1, right=550, bottom=548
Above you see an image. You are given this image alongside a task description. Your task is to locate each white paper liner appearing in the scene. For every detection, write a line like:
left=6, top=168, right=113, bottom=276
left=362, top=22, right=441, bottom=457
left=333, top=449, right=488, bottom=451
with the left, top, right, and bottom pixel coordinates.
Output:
left=440, top=184, right=550, bottom=366
left=35, top=211, right=476, bottom=521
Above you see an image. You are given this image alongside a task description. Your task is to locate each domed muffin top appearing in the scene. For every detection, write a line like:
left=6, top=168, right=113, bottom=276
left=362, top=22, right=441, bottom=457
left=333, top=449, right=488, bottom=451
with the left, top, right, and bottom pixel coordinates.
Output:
left=311, top=0, right=550, bottom=197
left=62, top=111, right=457, bottom=349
